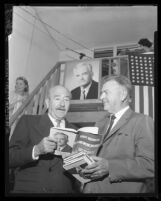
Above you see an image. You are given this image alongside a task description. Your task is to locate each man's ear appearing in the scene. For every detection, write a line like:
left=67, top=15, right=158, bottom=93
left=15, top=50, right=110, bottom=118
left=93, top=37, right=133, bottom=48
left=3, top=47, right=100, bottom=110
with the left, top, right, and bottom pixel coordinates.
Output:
left=121, top=88, right=128, bottom=102
left=91, top=71, right=94, bottom=77
left=45, top=98, right=49, bottom=109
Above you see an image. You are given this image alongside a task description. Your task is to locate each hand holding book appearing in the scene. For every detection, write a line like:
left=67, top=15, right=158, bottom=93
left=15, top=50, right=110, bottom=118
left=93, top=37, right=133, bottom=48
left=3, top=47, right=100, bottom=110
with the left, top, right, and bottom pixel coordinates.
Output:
left=49, top=126, right=103, bottom=183
left=80, top=156, right=110, bottom=180
left=49, top=126, right=102, bottom=155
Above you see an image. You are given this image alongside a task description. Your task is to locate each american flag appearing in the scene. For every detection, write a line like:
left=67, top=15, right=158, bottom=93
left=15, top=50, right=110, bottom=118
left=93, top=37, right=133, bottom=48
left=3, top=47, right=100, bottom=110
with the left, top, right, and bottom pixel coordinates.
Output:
left=127, top=53, right=154, bottom=119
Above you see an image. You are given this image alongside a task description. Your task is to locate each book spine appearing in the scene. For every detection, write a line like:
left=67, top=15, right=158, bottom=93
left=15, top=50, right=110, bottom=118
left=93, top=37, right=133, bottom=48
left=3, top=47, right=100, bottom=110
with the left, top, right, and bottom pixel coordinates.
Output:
left=63, top=158, right=87, bottom=170
left=64, top=152, right=85, bottom=163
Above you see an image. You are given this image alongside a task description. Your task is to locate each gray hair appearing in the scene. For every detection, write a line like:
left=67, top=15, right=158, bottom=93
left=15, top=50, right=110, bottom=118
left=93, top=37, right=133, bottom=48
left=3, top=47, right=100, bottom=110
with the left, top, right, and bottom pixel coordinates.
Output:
left=46, top=85, right=72, bottom=99
left=74, top=62, right=93, bottom=73
left=102, top=75, right=132, bottom=103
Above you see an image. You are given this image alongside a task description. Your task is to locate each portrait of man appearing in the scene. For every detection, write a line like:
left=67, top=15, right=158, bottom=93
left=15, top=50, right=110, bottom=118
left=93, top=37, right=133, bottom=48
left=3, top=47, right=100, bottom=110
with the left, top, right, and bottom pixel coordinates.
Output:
left=71, top=62, right=98, bottom=100
left=63, top=60, right=100, bottom=101
left=54, top=132, right=72, bottom=153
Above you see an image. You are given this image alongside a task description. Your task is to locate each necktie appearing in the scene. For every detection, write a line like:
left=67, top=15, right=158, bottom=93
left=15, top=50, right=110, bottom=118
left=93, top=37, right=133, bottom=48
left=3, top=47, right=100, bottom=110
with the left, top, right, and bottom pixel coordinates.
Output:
left=96, top=114, right=116, bottom=156
left=80, top=89, right=86, bottom=100
left=103, top=114, right=116, bottom=141
left=55, top=119, right=61, bottom=127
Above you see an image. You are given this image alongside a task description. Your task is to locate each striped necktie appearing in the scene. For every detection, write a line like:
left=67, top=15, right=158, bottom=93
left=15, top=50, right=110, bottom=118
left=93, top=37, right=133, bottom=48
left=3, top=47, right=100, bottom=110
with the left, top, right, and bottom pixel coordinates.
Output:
left=80, top=89, right=86, bottom=100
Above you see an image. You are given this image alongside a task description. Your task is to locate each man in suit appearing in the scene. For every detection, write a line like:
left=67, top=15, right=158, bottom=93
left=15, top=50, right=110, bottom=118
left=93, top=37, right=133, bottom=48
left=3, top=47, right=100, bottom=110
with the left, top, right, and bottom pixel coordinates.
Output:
left=80, top=75, right=154, bottom=193
left=71, top=62, right=98, bottom=100
left=9, top=85, right=78, bottom=193
left=54, top=133, right=72, bottom=153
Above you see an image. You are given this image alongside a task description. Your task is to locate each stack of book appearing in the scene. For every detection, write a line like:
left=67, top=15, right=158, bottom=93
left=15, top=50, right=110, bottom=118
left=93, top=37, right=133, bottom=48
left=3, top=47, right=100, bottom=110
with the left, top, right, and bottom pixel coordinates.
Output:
left=63, top=151, right=95, bottom=183
left=63, top=151, right=94, bottom=170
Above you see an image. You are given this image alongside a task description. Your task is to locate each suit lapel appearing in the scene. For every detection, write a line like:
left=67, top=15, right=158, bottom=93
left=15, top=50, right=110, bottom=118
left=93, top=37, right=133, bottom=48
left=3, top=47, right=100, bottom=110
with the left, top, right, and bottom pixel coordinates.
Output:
left=78, top=87, right=81, bottom=99
left=86, top=81, right=95, bottom=99
left=103, top=108, right=133, bottom=143
left=35, top=113, right=54, bottom=138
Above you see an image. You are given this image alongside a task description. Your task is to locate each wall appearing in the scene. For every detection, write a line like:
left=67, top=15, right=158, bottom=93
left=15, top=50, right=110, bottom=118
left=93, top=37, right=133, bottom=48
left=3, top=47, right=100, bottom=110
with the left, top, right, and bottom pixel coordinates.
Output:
left=9, top=6, right=60, bottom=94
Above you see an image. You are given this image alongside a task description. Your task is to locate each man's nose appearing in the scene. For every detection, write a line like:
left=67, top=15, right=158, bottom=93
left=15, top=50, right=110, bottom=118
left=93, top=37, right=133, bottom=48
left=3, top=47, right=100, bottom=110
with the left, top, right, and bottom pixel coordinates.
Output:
left=60, top=99, right=65, bottom=106
left=100, top=93, right=105, bottom=100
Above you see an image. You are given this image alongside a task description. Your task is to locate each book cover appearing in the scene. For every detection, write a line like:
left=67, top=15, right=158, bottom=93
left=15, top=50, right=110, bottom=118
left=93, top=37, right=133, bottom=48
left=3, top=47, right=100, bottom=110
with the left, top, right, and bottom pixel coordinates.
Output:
left=49, top=126, right=101, bottom=156
left=72, top=130, right=102, bottom=155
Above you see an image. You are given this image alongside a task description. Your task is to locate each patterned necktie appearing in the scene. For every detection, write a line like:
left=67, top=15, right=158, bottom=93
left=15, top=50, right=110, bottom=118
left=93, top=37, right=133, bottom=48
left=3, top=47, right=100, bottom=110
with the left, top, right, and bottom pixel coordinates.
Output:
left=103, top=114, right=116, bottom=141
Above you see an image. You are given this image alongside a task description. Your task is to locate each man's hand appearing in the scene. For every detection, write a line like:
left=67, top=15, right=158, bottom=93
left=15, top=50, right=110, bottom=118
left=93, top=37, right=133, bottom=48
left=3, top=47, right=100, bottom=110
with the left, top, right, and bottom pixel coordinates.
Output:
left=80, top=156, right=109, bottom=180
left=34, top=137, right=57, bottom=157
left=61, top=152, right=71, bottom=159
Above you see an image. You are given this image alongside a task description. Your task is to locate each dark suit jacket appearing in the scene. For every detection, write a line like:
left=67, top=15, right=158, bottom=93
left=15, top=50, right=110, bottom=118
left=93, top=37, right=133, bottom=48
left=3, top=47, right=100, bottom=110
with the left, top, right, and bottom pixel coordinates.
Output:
left=84, top=108, right=154, bottom=193
left=61, top=144, right=72, bottom=153
left=9, top=114, right=77, bottom=193
left=71, top=80, right=98, bottom=100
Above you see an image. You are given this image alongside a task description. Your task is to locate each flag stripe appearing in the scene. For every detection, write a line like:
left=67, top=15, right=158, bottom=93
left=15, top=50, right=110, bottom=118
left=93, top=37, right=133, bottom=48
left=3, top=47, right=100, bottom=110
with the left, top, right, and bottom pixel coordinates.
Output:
left=152, top=87, right=154, bottom=120
left=143, top=86, right=149, bottom=116
left=139, top=86, right=144, bottom=114
left=148, top=86, right=153, bottom=119
left=134, top=85, right=139, bottom=113
left=130, top=85, right=135, bottom=111
left=133, top=85, right=154, bottom=119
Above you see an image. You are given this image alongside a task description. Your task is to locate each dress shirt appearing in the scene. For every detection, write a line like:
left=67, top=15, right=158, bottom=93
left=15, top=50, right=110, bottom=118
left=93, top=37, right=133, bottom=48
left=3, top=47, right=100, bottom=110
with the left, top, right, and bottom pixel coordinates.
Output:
left=111, top=106, right=129, bottom=130
left=58, top=146, right=66, bottom=151
left=32, top=113, right=65, bottom=160
left=80, top=81, right=92, bottom=99
left=48, top=113, right=65, bottom=128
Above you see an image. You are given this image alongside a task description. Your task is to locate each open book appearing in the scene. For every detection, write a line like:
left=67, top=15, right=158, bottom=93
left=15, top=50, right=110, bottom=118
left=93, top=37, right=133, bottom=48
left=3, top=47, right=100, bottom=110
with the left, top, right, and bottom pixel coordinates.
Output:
left=49, top=126, right=102, bottom=155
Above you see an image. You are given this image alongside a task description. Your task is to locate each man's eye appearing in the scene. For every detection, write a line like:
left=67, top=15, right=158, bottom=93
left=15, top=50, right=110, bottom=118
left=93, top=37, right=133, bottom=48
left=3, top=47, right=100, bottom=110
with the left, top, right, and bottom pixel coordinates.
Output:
left=55, top=98, right=61, bottom=101
left=64, top=98, right=70, bottom=101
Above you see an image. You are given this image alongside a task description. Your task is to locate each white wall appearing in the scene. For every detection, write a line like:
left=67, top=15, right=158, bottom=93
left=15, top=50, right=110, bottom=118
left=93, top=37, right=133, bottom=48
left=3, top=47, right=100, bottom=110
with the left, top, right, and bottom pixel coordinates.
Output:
left=9, top=6, right=60, bottom=94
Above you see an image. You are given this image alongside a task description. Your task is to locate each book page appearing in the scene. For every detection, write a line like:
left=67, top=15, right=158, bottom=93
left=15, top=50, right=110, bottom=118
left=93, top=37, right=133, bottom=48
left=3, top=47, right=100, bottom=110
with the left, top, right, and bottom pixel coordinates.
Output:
left=78, top=127, right=99, bottom=134
left=51, top=127, right=77, bottom=133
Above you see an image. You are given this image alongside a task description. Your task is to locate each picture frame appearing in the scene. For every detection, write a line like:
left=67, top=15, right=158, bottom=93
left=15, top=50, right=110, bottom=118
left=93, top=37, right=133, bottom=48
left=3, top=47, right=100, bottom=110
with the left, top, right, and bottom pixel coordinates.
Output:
left=59, top=59, right=102, bottom=109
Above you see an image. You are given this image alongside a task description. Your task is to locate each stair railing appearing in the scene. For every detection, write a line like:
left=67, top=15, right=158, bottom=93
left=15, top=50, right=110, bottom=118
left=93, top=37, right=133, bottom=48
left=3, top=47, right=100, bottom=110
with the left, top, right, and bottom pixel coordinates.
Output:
left=9, top=61, right=63, bottom=129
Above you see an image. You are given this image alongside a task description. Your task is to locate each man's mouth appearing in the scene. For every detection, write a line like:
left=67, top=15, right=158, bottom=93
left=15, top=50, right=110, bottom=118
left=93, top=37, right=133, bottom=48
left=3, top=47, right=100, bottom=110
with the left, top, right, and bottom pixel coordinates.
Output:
left=56, top=108, right=66, bottom=111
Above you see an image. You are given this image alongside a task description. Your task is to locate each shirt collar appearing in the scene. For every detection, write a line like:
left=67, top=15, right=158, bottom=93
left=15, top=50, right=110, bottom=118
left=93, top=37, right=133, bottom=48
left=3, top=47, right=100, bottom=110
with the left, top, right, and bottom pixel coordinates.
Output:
left=114, top=106, right=130, bottom=120
left=48, top=113, right=65, bottom=128
left=81, top=81, right=92, bottom=94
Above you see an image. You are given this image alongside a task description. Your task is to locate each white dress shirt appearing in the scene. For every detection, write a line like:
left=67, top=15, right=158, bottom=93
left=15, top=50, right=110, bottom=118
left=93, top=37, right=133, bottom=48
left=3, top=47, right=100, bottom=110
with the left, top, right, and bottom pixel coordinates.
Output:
left=111, top=106, right=129, bottom=130
left=80, top=81, right=92, bottom=99
left=48, top=113, right=65, bottom=128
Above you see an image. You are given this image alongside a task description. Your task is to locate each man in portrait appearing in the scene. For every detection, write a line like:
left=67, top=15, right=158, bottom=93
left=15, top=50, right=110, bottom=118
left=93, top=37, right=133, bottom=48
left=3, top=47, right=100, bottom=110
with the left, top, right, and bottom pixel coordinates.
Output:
left=71, top=62, right=98, bottom=100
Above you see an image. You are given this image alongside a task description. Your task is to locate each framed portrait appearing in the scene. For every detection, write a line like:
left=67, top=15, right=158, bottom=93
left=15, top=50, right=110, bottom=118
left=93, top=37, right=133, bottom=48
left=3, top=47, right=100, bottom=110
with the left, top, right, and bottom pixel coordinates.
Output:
left=59, top=59, right=102, bottom=109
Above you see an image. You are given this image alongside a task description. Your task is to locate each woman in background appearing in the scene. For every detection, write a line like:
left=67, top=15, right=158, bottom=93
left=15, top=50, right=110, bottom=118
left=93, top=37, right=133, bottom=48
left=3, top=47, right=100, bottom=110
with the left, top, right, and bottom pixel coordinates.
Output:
left=9, top=76, right=29, bottom=118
